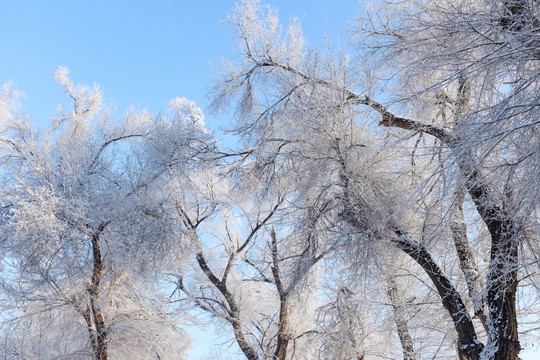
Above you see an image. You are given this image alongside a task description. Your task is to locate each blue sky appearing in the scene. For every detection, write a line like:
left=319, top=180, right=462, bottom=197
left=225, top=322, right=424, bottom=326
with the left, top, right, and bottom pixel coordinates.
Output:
left=0, top=0, right=360, bottom=140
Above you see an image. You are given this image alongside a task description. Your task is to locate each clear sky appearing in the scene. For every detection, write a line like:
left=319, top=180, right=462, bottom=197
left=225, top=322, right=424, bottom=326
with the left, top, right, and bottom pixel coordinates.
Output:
left=0, top=0, right=359, bottom=140
left=1, top=1, right=538, bottom=359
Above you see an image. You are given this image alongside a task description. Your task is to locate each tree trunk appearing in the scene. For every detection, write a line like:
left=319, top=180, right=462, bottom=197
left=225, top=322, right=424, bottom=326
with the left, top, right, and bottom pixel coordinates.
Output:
left=450, top=186, right=488, bottom=333
left=195, top=250, right=260, bottom=360
left=86, top=230, right=108, bottom=360
left=271, top=230, right=289, bottom=360
left=229, top=314, right=260, bottom=360
left=460, top=159, right=521, bottom=360
left=387, top=277, right=416, bottom=360
left=484, top=230, right=521, bottom=360
left=391, top=233, right=483, bottom=360
left=274, top=301, right=289, bottom=360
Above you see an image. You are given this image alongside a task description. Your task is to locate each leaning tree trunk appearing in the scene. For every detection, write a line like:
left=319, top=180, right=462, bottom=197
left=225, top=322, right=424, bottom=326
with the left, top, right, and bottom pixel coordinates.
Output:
left=450, top=185, right=489, bottom=333
left=195, top=249, right=260, bottom=360
left=371, top=92, right=521, bottom=360
left=336, top=138, right=483, bottom=359
left=390, top=232, right=483, bottom=360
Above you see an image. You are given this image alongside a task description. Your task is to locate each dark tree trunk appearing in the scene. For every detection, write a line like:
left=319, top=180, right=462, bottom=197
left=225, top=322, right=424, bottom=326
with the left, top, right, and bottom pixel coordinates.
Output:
left=391, top=233, right=483, bottom=360
left=484, top=228, right=521, bottom=360
left=195, top=250, right=260, bottom=360
left=85, top=229, right=109, bottom=360
left=460, top=161, right=521, bottom=360
left=271, top=230, right=289, bottom=360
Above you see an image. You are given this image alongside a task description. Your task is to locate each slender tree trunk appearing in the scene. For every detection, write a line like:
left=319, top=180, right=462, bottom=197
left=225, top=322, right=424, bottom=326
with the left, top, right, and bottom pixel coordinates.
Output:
left=86, top=229, right=108, bottom=360
left=450, top=186, right=489, bottom=333
left=271, top=230, right=289, bottom=360
left=274, top=301, right=289, bottom=360
left=387, top=277, right=415, bottom=360
left=179, top=203, right=282, bottom=360
left=228, top=313, right=259, bottom=360
left=195, top=250, right=260, bottom=360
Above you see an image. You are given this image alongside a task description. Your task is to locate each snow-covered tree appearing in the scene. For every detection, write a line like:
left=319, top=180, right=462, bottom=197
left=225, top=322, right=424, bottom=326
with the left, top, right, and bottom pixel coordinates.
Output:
left=174, top=183, right=328, bottom=360
left=0, top=68, right=214, bottom=359
left=210, top=1, right=540, bottom=359
left=1, top=1, right=538, bottom=359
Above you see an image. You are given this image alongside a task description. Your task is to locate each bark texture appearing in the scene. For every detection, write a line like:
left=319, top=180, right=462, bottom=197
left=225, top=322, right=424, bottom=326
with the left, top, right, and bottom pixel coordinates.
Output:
left=195, top=250, right=260, bottom=360
left=450, top=187, right=488, bottom=333
left=271, top=230, right=290, bottom=360
left=387, top=277, right=416, bottom=360
left=391, top=233, right=483, bottom=360
left=86, top=228, right=109, bottom=360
